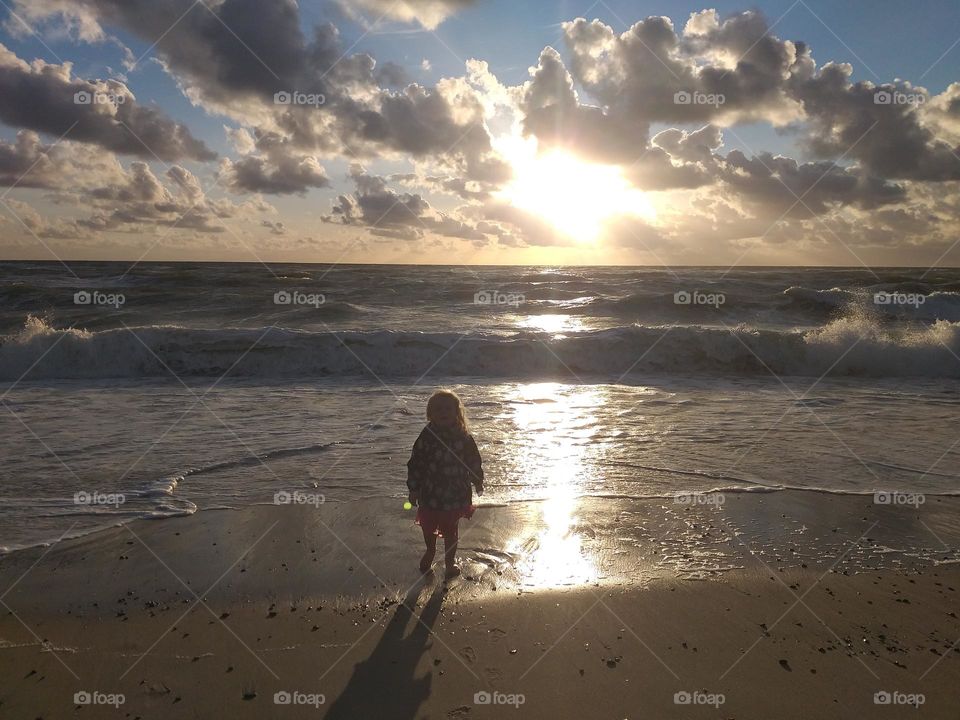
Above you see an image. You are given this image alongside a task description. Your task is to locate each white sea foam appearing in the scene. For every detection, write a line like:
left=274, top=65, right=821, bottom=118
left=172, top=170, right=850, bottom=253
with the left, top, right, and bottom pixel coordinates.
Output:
left=3, top=314, right=959, bottom=380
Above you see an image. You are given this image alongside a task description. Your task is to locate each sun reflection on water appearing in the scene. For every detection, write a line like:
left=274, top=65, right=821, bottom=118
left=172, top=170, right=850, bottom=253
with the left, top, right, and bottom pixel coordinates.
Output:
left=505, top=383, right=601, bottom=588
left=516, top=314, right=584, bottom=336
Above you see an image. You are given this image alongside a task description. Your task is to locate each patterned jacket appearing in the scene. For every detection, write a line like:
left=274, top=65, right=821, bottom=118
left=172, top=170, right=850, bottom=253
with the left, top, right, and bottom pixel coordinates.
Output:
left=406, top=424, right=484, bottom=510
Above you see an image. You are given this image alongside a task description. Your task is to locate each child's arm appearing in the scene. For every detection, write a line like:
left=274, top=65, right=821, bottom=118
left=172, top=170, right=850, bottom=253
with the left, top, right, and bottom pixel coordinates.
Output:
left=465, top=434, right=484, bottom=496
left=406, top=428, right=429, bottom=505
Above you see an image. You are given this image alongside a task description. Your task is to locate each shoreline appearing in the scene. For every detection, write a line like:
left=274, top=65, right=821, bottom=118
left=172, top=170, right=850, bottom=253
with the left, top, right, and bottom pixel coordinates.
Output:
left=5, top=481, right=960, bottom=561
left=1, top=492, right=959, bottom=717
left=2, top=491, right=959, bottom=610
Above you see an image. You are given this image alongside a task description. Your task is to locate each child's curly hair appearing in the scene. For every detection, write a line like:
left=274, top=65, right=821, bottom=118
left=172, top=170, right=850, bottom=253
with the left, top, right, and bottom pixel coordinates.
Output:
left=426, top=389, right=469, bottom=434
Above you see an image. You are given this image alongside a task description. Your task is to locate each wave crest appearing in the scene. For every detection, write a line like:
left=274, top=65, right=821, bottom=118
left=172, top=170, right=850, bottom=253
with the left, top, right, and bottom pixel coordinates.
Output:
left=2, top=314, right=959, bottom=380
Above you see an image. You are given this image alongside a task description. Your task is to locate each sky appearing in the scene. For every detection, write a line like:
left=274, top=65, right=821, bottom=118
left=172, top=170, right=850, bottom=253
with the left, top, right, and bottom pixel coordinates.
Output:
left=0, top=0, right=959, bottom=267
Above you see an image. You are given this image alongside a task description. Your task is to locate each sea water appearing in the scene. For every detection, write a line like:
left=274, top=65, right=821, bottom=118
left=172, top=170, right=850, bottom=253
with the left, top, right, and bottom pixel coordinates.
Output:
left=1, top=262, right=959, bottom=552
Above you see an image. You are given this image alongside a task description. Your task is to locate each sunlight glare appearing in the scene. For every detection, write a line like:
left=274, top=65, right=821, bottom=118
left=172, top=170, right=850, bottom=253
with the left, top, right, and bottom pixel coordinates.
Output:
left=506, top=383, right=600, bottom=587
left=496, top=136, right=656, bottom=243
left=516, top=314, right=583, bottom=336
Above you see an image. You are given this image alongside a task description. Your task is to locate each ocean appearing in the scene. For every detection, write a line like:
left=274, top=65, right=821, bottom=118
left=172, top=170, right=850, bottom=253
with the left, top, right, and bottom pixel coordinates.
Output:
left=1, top=262, right=959, bottom=553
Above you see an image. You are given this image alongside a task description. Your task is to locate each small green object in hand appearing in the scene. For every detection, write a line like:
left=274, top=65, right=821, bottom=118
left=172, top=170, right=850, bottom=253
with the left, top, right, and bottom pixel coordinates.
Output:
left=403, top=501, right=413, bottom=510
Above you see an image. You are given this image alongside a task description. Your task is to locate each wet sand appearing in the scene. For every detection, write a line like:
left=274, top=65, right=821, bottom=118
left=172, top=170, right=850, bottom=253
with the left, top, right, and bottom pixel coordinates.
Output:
left=1, top=493, right=959, bottom=718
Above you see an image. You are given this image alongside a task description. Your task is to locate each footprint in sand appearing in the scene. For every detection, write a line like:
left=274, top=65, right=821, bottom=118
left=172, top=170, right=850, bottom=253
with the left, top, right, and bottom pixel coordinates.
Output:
left=486, top=628, right=507, bottom=643
left=484, top=667, right=503, bottom=683
left=459, top=646, right=477, bottom=664
left=447, top=707, right=471, bottom=719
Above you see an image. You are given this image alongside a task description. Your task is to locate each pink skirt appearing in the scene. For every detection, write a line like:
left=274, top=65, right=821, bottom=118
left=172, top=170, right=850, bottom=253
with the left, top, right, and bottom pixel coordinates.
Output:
left=415, top=505, right=476, bottom=538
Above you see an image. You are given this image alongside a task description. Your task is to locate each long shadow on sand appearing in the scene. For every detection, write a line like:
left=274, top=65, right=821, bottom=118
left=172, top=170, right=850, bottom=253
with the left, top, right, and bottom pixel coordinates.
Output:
left=324, top=576, right=447, bottom=720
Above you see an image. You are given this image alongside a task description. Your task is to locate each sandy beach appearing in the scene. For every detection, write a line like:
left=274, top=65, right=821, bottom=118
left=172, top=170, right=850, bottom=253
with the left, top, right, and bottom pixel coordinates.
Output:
left=2, top=0, right=960, bottom=712
left=1, top=492, right=958, bottom=719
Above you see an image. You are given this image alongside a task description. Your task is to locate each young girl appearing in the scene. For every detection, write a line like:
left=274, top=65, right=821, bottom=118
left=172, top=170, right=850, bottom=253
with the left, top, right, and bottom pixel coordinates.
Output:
left=406, top=390, right=484, bottom=577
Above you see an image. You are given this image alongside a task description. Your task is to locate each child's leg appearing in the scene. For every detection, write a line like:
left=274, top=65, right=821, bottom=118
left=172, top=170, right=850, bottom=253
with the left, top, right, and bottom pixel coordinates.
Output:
left=443, top=521, right=459, bottom=572
left=420, top=527, right=437, bottom=573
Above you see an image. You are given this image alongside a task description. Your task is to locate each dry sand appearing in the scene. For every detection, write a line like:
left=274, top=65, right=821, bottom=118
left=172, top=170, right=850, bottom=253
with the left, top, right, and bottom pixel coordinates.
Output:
left=1, top=493, right=958, bottom=718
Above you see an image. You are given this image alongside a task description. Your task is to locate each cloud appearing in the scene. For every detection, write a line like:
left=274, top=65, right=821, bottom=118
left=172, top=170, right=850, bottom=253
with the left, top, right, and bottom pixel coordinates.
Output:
left=326, top=165, right=485, bottom=241
left=924, top=82, right=960, bottom=145
left=0, top=130, right=122, bottom=189
left=261, top=219, right=286, bottom=235
left=336, top=0, right=476, bottom=29
left=1, top=198, right=87, bottom=239
left=520, top=10, right=960, bottom=189
left=10, top=1, right=508, bottom=185
left=521, top=10, right=808, bottom=159
left=77, top=162, right=230, bottom=232
left=5, top=2, right=960, bottom=260
left=520, top=46, right=644, bottom=163
left=218, top=131, right=330, bottom=195
left=714, top=149, right=906, bottom=217
left=794, top=66, right=960, bottom=181
left=0, top=43, right=215, bottom=162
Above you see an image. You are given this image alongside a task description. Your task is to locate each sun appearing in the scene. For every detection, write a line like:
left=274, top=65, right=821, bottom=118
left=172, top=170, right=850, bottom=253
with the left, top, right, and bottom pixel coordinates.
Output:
left=495, top=136, right=656, bottom=243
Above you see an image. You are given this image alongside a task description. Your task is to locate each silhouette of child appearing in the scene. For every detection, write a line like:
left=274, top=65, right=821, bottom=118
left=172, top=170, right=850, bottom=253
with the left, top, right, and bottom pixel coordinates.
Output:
left=406, top=390, right=483, bottom=577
